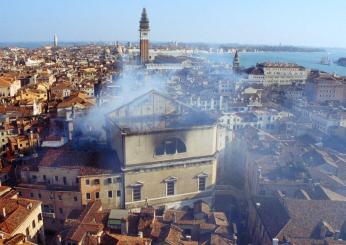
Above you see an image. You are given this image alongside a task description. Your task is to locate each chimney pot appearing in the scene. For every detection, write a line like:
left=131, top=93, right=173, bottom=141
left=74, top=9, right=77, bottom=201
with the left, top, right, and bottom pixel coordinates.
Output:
left=1, top=208, right=6, bottom=218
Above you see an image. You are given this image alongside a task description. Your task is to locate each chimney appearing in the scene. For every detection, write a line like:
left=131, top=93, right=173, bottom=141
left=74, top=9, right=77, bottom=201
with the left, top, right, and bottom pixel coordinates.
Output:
left=56, top=234, right=62, bottom=245
left=121, top=218, right=128, bottom=235
left=26, top=203, right=33, bottom=210
left=334, top=230, right=340, bottom=240
left=272, top=238, right=279, bottom=245
left=29, top=130, right=34, bottom=146
left=1, top=208, right=6, bottom=219
left=219, top=95, right=223, bottom=110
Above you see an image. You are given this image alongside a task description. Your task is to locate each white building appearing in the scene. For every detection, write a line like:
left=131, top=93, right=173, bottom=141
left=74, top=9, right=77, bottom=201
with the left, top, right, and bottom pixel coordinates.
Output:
left=244, top=63, right=309, bottom=86
left=219, top=109, right=280, bottom=130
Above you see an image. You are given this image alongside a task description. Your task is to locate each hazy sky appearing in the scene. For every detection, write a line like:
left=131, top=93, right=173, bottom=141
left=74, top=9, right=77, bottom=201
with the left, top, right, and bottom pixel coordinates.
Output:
left=1, top=0, right=346, bottom=48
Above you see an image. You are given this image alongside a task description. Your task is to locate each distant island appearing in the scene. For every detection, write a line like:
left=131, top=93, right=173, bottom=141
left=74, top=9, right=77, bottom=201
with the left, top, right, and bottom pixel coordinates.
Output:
left=0, top=41, right=326, bottom=53
left=337, top=57, right=346, bottom=67
left=218, top=45, right=325, bottom=53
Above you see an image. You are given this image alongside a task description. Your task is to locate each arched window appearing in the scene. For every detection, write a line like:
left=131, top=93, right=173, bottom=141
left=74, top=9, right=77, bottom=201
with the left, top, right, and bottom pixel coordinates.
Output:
left=155, top=138, right=186, bottom=156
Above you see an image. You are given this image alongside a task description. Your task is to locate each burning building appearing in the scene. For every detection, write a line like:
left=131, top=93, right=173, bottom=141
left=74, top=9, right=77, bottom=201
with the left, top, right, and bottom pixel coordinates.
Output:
left=106, top=90, right=226, bottom=209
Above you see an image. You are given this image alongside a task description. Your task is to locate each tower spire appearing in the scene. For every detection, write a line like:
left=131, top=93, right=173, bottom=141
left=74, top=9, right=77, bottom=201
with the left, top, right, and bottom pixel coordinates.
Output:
left=233, top=50, right=240, bottom=73
left=140, top=8, right=149, bottom=30
left=54, top=34, right=58, bottom=48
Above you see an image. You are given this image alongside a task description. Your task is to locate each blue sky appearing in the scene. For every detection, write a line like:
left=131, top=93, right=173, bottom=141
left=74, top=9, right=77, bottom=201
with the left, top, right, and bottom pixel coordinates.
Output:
left=1, top=0, right=346, bottom=48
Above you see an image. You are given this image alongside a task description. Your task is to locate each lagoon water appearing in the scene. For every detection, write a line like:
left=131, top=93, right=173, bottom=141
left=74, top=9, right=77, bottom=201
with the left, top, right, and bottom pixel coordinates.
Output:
left=207, top=49, right=346, bottom=76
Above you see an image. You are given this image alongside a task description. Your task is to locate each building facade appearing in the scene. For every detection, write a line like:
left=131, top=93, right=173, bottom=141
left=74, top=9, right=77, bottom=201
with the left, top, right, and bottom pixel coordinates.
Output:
left=16, top=147, right=123, bottom=231
left=305, top=72, right=346, bottom=103
left=257, top=62, right=309, bottom=86
left=107, top=90, right=226, bottom=209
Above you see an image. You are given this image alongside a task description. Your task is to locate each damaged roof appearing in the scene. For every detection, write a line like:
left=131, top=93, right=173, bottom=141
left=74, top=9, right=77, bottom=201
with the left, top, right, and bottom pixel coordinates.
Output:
left=107, top=90, right=217, bottom=133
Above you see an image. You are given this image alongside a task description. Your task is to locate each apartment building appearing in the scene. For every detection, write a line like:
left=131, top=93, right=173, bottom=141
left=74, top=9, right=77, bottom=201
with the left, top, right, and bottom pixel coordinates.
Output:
left=0, top=185, right=45, bottom=244
left=16, top=145, right=123, bottom=231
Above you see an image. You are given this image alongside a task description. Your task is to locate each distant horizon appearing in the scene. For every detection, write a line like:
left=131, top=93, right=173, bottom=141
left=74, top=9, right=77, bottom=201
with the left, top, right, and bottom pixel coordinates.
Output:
left=0, top=40, right=345, bottom=50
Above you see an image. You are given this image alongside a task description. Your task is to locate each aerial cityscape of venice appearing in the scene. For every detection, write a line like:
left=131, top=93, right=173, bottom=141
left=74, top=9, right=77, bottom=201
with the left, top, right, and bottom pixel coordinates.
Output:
left=1, top=1, right=346, bottom=244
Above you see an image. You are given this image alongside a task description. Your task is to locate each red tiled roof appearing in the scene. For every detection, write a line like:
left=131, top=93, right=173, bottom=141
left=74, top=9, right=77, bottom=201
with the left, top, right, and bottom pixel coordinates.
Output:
left=101, top=233, right=152, bottom=245
left=279, top=199, right=346, bottom=240
left=0, top=190, right=41, bottom=234
left=66, top=201, right=106, bottom=243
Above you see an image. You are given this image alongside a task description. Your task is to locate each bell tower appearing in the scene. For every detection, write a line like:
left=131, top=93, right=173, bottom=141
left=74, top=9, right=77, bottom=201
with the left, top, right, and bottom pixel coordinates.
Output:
left=233, top=50, right=240, bottom=73
left=139, top=8, right=150, bottom=64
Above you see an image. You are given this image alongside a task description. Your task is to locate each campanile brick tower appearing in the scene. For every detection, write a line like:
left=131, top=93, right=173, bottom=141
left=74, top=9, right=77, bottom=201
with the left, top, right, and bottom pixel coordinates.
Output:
left=139, top=8, right=150, bottom=64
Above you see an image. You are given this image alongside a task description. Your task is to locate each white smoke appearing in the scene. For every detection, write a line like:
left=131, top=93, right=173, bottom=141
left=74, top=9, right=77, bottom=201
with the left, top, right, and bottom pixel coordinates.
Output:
left=74, top=69, right=170, bottom=143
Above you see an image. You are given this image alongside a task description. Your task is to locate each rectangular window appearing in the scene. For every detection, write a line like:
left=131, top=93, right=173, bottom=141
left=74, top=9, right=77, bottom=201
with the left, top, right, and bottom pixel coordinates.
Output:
left=63, top=177, right=67, bottom=185
left=58, top=195, right=62, bottom=200
left=85, top=179, right=90, bottom=185
left=74, top=196, right=78, bottom=202
left=43, top=204, right=49, bottom=212
left=86, top=193, right=91, bottom=200
left=38, top=213, right=42, bottom=221
left=55, top=176, right=58, bottom=182
left=107, top=177, right=112, bottom=184
left=108, top=191, right=113, bottom=198
left=59, top=208, right=63, bottom=214
left=76, top=177, right=79, bottom=184
left=43, top=175, right=46, bottom=181
left=116, top=190, right=121, bottom=197
left=32, top=220, right=36, bottom=228
left=94, top=179, right=100, bottom=185
left=198, top=177, right=206, bottom=191
left=166, top=181, right=175, bottom=196
left=30, top=192, right=34, bottom=198
left=95, top=192, right=100, bottom=199
left=38, top=193, right=42, bottom=199
left=133, top=186, right=141, bottom=201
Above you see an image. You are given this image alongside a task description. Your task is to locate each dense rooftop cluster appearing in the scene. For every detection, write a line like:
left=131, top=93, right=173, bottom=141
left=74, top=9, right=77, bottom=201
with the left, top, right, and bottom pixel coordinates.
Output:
left=0, top=36, right=346, bottom=245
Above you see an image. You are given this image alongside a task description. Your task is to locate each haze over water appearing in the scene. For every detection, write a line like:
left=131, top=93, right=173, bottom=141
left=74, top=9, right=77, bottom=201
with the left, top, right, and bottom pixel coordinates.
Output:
left=208, top=49, right=346, bottom=76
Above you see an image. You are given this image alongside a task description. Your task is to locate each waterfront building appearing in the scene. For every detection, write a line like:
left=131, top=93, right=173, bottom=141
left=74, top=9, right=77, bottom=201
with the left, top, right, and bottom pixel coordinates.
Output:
left=245, top=63, right=309, bottom=86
